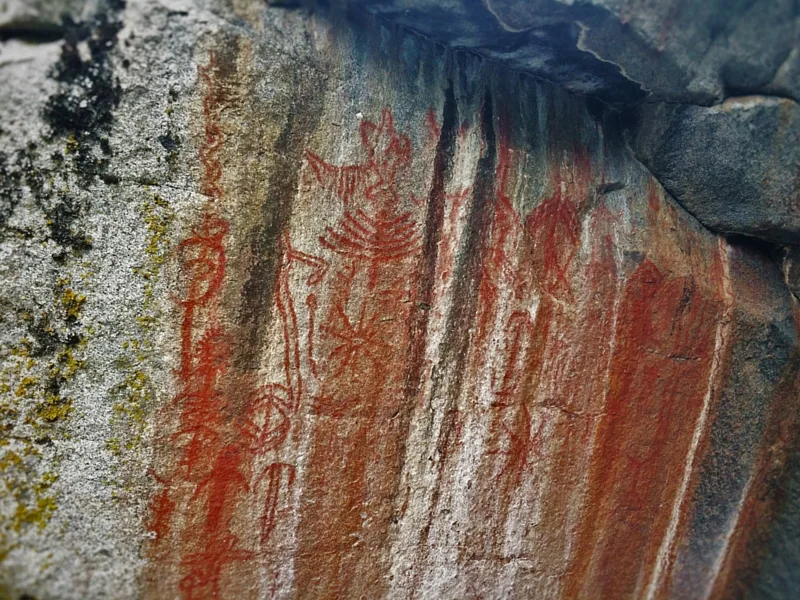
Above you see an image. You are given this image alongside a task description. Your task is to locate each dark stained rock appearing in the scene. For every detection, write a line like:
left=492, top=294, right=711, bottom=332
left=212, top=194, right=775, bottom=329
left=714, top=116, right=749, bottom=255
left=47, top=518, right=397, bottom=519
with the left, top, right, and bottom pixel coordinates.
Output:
left=345, top=0, right=648, bottom=105
left=345, top=1, right=800, bottom=244
left=664, top=241, right=800, bottom=598
left=348, top=0, right=800, bottom=106
left=0, top=0, right=90, bottom=39
left=627, top=96, right=800, bottom=244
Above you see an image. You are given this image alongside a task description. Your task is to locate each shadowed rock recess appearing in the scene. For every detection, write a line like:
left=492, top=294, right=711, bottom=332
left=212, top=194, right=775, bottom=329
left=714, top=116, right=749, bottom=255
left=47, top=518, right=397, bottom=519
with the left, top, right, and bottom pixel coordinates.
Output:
left=1, top=0, right=799, bottom=598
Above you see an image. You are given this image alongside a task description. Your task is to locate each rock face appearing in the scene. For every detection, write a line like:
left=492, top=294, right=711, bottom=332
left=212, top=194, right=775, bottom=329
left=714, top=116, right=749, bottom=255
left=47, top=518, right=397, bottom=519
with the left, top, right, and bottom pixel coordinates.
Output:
left=352, top=0, right=800, bottom=245
left=628, top=97, right=800, bottom=243
left=351, top=0, right=800, bottom=106
left=0, top=0, right=90, bottom=39
left=0, top=1, right=799, bottom=599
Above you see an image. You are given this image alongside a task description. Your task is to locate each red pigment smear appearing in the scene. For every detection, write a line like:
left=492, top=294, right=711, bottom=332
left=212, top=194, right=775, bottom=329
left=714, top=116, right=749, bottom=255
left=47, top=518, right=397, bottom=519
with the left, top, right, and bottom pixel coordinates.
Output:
left=248, top=233, right=328, bottom=557
left=525, top=184, right=580, bottom=298
left=198, top=51, right=224, bottom=201
left=149, top=52, right=326, bottom=598
left=158, top=208, right=260, bottom=599
left=257, top=463, right=296, bottom=545
left=649, top=178, right=662, bottom=213
left=305, top=108, right=411, bottom=212
left=465, top=140, right=593, bottom=563
left=524, top=149, right=590, bottom=301
left=565, top=253, right=721, bottom=598
left=176, top=216, right=228, bottom=378
left=523, top=208, right=621, bottom=581
left=427, top=106, right=442, bottom=141
left=474, top=117, right=523, bottom=352
left=147, top=469, right=175, bottom=542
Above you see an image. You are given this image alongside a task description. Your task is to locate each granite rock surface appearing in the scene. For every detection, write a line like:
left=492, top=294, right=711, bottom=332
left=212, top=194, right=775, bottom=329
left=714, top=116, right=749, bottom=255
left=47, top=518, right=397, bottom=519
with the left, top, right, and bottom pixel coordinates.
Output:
left=350, top=0, right=800, bottom=244
left=351, top=0, right=800, bottom=106
left=0, top=1, right=798, bottom=599
left=628, top=96, right=800, bottom=243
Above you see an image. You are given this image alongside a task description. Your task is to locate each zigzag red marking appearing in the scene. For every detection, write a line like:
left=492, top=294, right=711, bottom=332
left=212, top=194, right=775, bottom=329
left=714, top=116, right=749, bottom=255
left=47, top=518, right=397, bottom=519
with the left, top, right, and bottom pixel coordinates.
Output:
left=198, top=50, right=224, bottom=200
left=149, top=53, right=255, bottom=600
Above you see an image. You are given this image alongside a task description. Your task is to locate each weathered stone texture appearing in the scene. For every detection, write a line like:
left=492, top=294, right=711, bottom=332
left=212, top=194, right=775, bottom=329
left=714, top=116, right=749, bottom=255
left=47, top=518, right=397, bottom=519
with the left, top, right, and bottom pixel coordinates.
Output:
left=0, top=1, right=799, bottom=599
left=349, top=0, right=800, bottom=246
left=628, top=96, right=800, bottom=243
left=0, top=0, right=89, bottom=38
left=351, top=0, right=800, bottom=106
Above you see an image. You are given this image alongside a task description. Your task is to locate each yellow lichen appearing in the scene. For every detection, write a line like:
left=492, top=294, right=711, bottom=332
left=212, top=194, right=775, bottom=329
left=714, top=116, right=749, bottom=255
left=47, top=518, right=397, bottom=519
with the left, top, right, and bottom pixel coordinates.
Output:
left=11, top=472, right=58, bottom=532
left=14, top=376, right=39, bottom=398
left=50, top=346, right=85, bottom=382
left=9, top=339, right=32, bottom=358
left=0, top=270, right=90, bottom=560
left=109, top=369, right=152, bottom=457
left=12, top=496, right=56, bottom=533
left=64, top=134, right=79, bottom=155
left=135, top=315, right=158, bottom=329
left=33, top=395, right=74, bottom=423
left=0, top=451, right=22, bottom=472
left=59, top=287, right=86, bottom=322
left=136, top=193, right=174, bottom=313
left=107, top=192, right=173, bottom=466
left=106, top=437, right=121, bottom=455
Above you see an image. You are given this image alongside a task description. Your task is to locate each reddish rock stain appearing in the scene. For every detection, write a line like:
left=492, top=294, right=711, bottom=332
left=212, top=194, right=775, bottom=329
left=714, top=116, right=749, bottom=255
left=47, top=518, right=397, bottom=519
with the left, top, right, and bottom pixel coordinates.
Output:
left=147, top=52, right=276, bottom=599
left=564, top=251, right=722, bottom=598
left=198, top=51, right=225, bottom=201
left=427, top=106, right=442, bottom=141
left=519, top=207, right=621, bottom=587
left=143, top=64, right=752, bottom=598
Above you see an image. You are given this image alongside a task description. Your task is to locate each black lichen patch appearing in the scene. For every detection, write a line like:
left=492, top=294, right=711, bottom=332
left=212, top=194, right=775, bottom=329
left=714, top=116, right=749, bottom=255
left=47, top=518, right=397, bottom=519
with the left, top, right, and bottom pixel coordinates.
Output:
left=0, top=152, right=22, bottom=230
left=157, top=133, right=178, bottom=152
left=0, top=145, right=47, bottom=238
left=0, top=143, right=88, bottom=252
left=99, top=137, right=113, bottom=155
left=42, top=9, right=124, bottom=186
left=44, top=15, right=122, bottom=140
left=159, top=87, right=182, bottom=172
left=10, top=5, right=128, bottom=254
left=0, top=144, right=93, bottom=257
left=45, top=191, right=94, bottom=260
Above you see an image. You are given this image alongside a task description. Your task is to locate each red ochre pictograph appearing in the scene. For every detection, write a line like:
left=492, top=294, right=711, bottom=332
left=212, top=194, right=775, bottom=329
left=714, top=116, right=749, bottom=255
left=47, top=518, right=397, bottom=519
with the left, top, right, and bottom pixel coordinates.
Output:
left=147, top=52, right=328, bottom=599
left=148, top=82, right=718, bottom=598
left=150, top=97, right=435, bottom=598
left=198, top=51, right=225, bottom=201
left=563, top=251, right=722, bottom=598
left=461, top=115, right=603, bottom=562
left=307, top=108, right=421, bottom=272
left=147, top=50, right=248, bottom=599
left=293, top=107, right=430, bottom=597
left=139, top=66, right=742, bottom=599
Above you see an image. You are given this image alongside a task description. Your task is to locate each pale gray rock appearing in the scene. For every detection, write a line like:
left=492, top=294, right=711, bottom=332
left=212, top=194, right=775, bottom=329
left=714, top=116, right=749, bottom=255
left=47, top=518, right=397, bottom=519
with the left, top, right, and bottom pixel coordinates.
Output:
left=0, top=0, right=90, bottom=38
